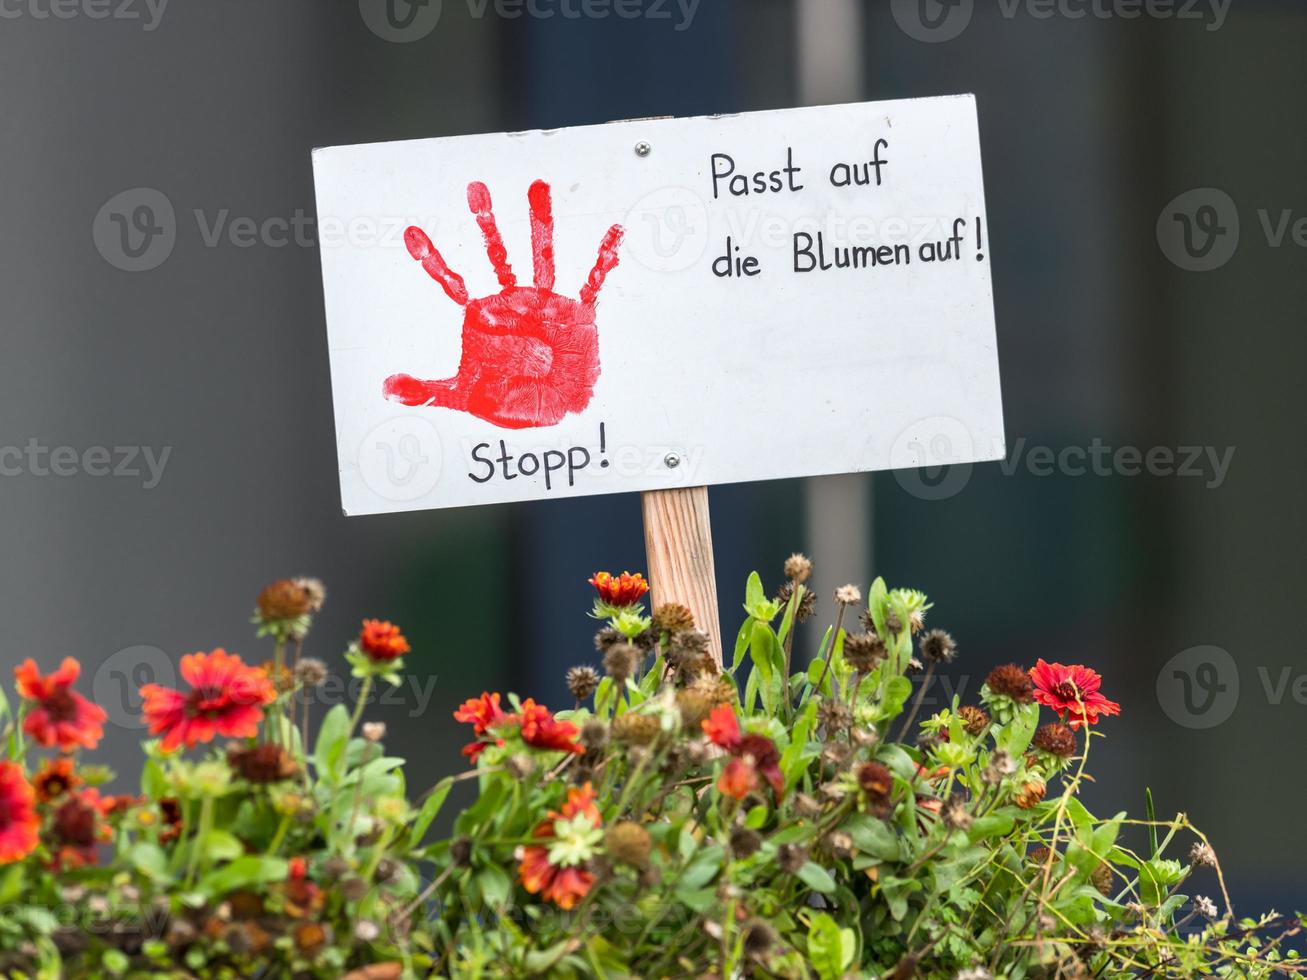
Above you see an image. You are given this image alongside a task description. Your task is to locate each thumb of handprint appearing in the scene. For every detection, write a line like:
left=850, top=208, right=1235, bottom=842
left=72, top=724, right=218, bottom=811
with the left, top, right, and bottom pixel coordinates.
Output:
left=383, top=180, right=625, bottom=430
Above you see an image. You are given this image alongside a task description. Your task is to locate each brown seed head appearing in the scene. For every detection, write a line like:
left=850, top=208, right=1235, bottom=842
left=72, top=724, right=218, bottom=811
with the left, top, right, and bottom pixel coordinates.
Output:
left=776, top=580, right=817, bottom=623
left=958, top=705, right=991, bottom=736
left=844, top=631, right=887, bottom=673
left=612, top=712, right=661, bottom=746
left=566, top=665, right=601, bottom=702
left=652, top=602, right=695, bottom=635
left=1015, top=779, right=1047, bottom=810
left=228, top=743, right=299, bottom=784
left=1032, top=722, right=1077, bottom=758
left=729, top=826, right=762, bottom=859
left=777, top=842, right=808, bottom=875
left=985, top=664, right=1035, bottom=703
left=602, top=643, right=640, bottom=684
left=605, top=821, right=653, bottom=869
left=919, top=629, right=957, bottom=665
left=256, top=579, right=313, bottom=621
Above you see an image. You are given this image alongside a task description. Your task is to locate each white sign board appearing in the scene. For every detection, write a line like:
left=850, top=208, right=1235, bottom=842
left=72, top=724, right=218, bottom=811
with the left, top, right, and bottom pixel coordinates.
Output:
left=313, top=96, right=1004, bottom=516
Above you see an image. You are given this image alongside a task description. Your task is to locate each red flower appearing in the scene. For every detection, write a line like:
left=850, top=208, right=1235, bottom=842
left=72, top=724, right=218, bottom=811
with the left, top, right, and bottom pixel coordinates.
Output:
left=735, top=733, right=785, bottom=799
left=33, top=757, right=81, bottom=803
left=518, top=699, right=583, bottom=755
left=0, top=762, right=39, bottom=864
left=1029, top=660, right=1121, bottom=729
left=49, top=788, right=112, bottom=870
left=518, top=783, right=601, bottom=910
left=14, top=657, right=107, bottom=752
left=588, top=571, right=650, bottom=608
left=359, top=619, right=411, bottom=662
left=140, top=649, right=276, bottom=751
left=702, top=703, right=741, bottom=750
left=454, top=692, right=510, bottom=762
left=703, top=706, right=784, bottom=800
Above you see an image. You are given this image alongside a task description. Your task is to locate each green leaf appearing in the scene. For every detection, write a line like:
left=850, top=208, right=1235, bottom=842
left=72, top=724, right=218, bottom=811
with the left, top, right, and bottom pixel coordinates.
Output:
left=732, top=619, right=752, bottom=672
left=474, top=863, right=512, bottom=908
left=198, top=856, right=288, bottom=895
left=867, top=577, right=889, bottom=636
left=203, top=830, right=244, bottom=862
left=408, top=777, right=453, bottom=849
left=881, top=675, right=913, bottom=718
left=1146, top=787, right=1159, bottom=859
left=744, top=571, right=766, bottom=614
left=314, top=704, right=351, bottom=781
left=128, top=842, right=171, bottom=882
left=797, top=862, right=837, bottom=895
left=0, top=864, right=25, bottom=904
left=807, top=912, right=845, bottom=980
left=846, top=814, right=901, bottom=862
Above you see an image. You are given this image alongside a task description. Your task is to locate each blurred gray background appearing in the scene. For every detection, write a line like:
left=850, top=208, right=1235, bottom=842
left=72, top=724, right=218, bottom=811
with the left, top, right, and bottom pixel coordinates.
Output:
left=1, top=0, right=1302, bottom=910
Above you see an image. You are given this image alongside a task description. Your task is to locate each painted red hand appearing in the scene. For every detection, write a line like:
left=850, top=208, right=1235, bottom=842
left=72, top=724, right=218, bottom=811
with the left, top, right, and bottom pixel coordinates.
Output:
left=383, top=180, right=625, bottom=430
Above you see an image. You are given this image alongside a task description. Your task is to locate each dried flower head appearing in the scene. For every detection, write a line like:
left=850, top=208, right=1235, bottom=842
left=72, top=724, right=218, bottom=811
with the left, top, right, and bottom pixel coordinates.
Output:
left=362, top=722, right=387, bottom=743
left=1032, top=722, right=1077, bottom=758
left=817, top=697, right=852, bottom=733
left=942, top=796, right=973, bottom=832
left=506, top=754, right=535, bottom=780
left=985, top=664, right=1035, bottom=704
left=605, top=821, right=652, bottom=869
left=292, top=577, right=326, bottom=612
left=844, top=631, right=887, bottom=673
left=775, top=580, right=817, bottom=623
left=602, top=643, right=640, bottom=685
left=729, top=826, right=762, bottom=859
left=784, top=553, right=813, bottom=584
left=1015, top=779, right=1047, bottom=810
left=566, top=666, right=601, bottom=703
left=794, top=793, right=824, bottom=820
left=666, top=630, right=714, bottom=678
left=675, top=688, right=716, bottom=730
left=294, top=657, right=328, bottom=689
left=227, top=743, right=298, bottom=784
left=611, top=712, right=661, bottom=747
left=593, top=627, right=624, bottom=653
left=777, top=842, right=808, bottom=875
left=579, top=719, right=609, bottom=752
left=651, top=603, right=695, bottom=635
left=919, top=629, right=957, bottom=665
left=883, top=609, right=903, bottom=635
left=958, top=705, right=990, bottom=736
left=1189, top=841, right=1217, bottom=868
left=834, top=584, right=862, bottom=606
left=823, top=830, right=854, bottom=859
left=1194, top=895, right=1219, bottom=919
left=256, top=579, right=313, bottom=622
left=742, top=919, right=778, bottom=961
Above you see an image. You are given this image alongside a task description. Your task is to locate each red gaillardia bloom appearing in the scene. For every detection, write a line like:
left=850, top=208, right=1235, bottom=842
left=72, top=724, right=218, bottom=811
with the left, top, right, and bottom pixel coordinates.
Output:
left=518, top=699, right=583, bottom=755
left=359, top=619, right=411, bottom=663
left=140, top=649, right=277, bottom=751
left=588, top=571, right=650, bottom=608
left=518, top=783, right=602, bottom=910
left=1029, top=659, right=1121, bottom=729
left=14, top=658, right=107, bottom=752
left=454, top=692, right=509, bottom=762
left=702, top=705, right=784, bottom=799
left=0, top=763, right=39, bottom=864
left=33, top=757, right=81, bottom=803
left=49, top=788, right=113, bottom=869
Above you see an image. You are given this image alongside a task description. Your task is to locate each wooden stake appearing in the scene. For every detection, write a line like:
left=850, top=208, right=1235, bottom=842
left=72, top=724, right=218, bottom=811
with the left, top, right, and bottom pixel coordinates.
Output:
left=641, top=486, right=722, bottom=666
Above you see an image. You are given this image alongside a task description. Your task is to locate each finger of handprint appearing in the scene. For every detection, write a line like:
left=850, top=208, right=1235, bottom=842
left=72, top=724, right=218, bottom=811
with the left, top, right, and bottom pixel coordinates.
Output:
left=528, top=180, right=555, bottom=291
left=404, top=227, right=469, bottom=306
left=466, top=181, right=517, bottom=289
left=579, top=225, right=625, bottom=307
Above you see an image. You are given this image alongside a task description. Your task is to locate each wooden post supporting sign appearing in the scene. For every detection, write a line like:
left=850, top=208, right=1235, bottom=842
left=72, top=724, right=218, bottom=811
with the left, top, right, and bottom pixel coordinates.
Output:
left=641, top=486, right=722, bottom=666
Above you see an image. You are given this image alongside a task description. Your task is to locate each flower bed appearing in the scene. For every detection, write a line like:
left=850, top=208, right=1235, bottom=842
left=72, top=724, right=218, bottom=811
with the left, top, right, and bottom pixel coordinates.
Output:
left=0, top=564, right=1300, bottom=978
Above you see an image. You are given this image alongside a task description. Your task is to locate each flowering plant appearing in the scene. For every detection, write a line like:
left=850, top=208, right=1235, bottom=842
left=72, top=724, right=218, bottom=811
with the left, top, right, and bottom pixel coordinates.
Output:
left=0, top=563, right=1300, bottom=978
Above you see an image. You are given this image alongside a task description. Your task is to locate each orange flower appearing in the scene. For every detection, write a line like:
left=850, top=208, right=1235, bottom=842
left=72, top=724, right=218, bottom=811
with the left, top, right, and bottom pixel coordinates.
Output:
left=359, top=619, right=411, bottom=663
left=702, top=703, right=741, bottom=750
left=717, top=757, right=759, bottom=800
left=517, top=783, right=601, bottom=910
left=588, top=571, right=650, bottom=608
left=0, top=762, right=39, bottom=864
left=518, top=699, right=583, bottom=755
left=1029, top=660, right=1121, bottom=729
left=454, top=692, right=509, bottom=762
left=14, top=658, right=107, bottom=752
left=33, top=757, right=81, bottom=803
left=140, top=649, right=276, bottom=751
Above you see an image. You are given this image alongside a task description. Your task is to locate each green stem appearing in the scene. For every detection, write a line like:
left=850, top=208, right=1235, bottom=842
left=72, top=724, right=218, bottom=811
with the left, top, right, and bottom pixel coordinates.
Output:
left=184, top=796, right=214, bottom=888
left=346, top=675, right=374, bottom=747
left=266, top=812, right=292, bottom=856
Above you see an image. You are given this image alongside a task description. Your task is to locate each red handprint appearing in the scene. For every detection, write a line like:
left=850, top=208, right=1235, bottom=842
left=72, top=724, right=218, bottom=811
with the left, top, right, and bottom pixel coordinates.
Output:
left=383, top=180, right=625, bottom=430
